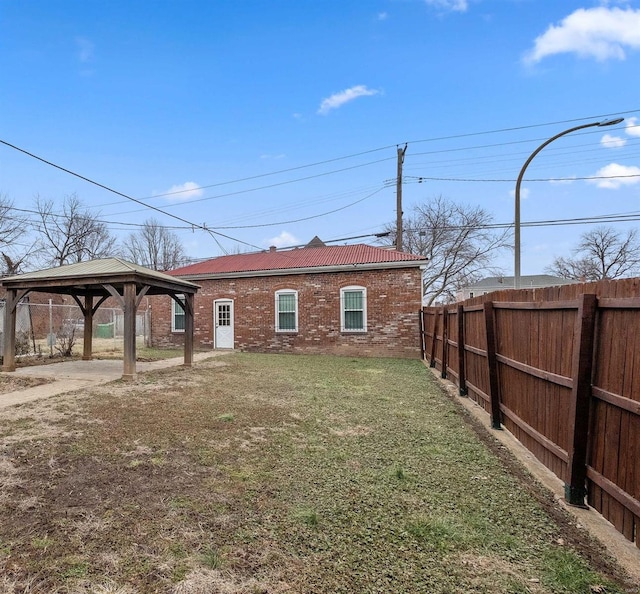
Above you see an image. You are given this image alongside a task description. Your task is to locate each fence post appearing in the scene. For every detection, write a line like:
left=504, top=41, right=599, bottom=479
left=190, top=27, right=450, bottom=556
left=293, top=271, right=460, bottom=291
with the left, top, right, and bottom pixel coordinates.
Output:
left=565, top=293, right=597, bottom=507
left=429, top=309, right=438, bottom=368
left=419, top=309, right=425, bottom=360
left=48, top=299, right=54, bottom=357
left=112, top=308, right=117, bottom=349
left=441, top=306, right=448, bottom=378
left=457, top=304, right=467, bottom=396
left=484, top=301, right=502, bottom=429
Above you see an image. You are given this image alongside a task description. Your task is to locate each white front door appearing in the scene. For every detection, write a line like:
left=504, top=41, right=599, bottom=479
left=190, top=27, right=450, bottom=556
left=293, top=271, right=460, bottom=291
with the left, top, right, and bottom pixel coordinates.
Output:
left=214, top=300, right=234, bottom=349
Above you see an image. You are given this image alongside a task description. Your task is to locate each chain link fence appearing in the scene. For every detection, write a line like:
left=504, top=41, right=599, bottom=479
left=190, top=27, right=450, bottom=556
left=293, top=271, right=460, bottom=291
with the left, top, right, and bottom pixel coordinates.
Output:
left=0, top=299, right=151, bottom=358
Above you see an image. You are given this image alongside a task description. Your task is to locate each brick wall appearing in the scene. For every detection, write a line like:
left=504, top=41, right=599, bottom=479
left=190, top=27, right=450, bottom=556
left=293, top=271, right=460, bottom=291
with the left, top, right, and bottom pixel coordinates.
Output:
left=150, top=267, right=422, bottom=358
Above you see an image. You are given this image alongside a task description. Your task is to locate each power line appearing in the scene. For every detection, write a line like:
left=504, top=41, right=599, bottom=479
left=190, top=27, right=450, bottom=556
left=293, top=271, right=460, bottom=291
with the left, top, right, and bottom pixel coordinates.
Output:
left=80, top=109, right=639, bottom=208
left=405, top=135, right=640, bottom=171
left=211, top=186, right=387, bottom=229
left=146, top=147, right=396, bottom=199
left=265, top=207, right=640, bottom=250
left=403, top=212, right=640, bottom=233
left=3, top=185, right=389, bottom=233
left=104, top=156, right=395, bottom=215
left=209, top=183, right=385, bottom=227
left=0, top=138, right=264, bottom=251
left=404, top=109, right=638, bottom=145
left=2, top=109, right=638, bottom=250
left=148, top=108, right=640, bottom=199
left=404, top=173, right=640, bottom=183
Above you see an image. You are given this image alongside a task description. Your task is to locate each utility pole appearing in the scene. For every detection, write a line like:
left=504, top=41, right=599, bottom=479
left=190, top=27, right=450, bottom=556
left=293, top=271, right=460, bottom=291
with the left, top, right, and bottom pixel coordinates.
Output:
left=396, top=143, right=407, bottom=251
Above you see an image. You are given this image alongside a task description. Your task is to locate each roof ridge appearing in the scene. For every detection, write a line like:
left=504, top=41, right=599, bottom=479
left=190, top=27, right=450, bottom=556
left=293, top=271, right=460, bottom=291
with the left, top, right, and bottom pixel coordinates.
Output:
left=170, top=243, right=426, bottom=277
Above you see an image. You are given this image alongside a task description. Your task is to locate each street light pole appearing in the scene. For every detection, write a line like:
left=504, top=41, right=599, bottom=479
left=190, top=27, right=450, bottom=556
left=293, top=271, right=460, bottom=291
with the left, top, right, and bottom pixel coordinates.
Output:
left=514, top=117, right=624, bottom=289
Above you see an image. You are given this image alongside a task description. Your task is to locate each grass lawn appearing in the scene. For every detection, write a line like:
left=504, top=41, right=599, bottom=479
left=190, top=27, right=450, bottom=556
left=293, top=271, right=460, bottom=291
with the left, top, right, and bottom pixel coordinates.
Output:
left=0, top=353, right=634, bottom=593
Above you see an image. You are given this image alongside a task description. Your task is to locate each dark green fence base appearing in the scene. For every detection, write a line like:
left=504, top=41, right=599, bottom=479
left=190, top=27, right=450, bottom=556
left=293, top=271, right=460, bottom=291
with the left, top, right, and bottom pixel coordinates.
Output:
left=564, top=483, right=588, bottom=508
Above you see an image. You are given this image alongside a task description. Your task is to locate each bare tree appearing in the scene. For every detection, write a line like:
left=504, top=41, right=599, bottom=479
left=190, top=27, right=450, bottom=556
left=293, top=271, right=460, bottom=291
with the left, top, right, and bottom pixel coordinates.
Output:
left=35, top=194, right=117, bottom=267
left=0, top=195, right=23, bottom=245
left=1, top=252, right=31, bottom=276
left=546, top=226, right=640, bottom=280
left=381, top=196, right=510, bottom=305
left=121, top=218, right=187, bottom=271
left=0, top=195, right=33, bottom=275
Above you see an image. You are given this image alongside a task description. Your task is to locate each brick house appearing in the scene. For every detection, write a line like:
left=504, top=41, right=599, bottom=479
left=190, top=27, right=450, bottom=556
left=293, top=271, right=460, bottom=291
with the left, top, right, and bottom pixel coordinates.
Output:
left=150, top=240, right=427, bottom=358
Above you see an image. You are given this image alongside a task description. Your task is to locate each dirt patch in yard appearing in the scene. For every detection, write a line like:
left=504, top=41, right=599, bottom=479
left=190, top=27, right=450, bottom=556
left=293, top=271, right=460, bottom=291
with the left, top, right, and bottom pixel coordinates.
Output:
left=0, top=375, right=52, bottom=394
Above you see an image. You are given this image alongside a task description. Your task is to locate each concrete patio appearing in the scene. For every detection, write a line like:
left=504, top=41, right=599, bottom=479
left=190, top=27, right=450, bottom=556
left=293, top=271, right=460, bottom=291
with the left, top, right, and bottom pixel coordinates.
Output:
left=0, top=351, right=225, bottom=409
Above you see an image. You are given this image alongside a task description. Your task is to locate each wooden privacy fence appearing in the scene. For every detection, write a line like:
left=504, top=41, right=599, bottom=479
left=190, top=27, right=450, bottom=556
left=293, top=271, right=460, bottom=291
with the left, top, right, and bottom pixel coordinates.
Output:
left=421, top=279, right=640, bottom=548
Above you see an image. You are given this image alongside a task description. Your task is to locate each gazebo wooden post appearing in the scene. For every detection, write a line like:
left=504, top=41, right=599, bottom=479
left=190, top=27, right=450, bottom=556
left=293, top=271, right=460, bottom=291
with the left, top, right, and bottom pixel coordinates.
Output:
left=184, top=292, right=194, bottom=367
left=122, top=283, right=137, bottom=380
left=2, top=289, right=18, bottom=372
left=82, top=294, right=94, bottom=361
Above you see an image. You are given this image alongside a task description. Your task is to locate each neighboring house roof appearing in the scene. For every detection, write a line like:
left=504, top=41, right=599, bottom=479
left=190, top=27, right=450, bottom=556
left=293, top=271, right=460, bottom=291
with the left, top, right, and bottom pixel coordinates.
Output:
left=464, top=275, right=577, bottom=290
left=306, top=235, right=326, bottom=248
left=170, top=244, right=427, bottom=279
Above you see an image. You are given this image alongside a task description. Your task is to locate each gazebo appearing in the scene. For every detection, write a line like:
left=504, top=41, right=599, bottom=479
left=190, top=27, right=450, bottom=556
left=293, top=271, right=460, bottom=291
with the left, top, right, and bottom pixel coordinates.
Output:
left=0, top=258, right=199, bottom=380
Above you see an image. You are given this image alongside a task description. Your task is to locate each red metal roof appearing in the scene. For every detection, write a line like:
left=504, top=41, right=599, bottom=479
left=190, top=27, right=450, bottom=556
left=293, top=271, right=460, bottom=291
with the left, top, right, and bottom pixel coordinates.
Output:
left=170, top=244, right=426, bottom=276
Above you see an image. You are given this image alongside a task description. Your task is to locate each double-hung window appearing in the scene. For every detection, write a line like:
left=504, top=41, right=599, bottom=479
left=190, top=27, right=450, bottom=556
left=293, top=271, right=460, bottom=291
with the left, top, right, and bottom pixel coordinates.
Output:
left=275, top=290, right=298, bottom=332
left=341, top=286, right=367, bottom=332
left=172, top=294, right=186, bottom=332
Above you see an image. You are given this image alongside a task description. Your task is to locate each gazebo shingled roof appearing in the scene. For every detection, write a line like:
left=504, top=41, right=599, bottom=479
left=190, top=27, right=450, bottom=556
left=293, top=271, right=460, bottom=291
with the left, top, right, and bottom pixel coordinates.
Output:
left=1, top=258, right=199, bottom=379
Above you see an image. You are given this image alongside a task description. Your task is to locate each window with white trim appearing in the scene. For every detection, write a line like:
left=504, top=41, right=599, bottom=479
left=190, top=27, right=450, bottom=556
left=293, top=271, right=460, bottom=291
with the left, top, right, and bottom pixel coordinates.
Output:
left=172, top=294, right=186, bottom=332
left=275, top=290, right=298, bottom=332
left=340, top=286, right=367, bottom=332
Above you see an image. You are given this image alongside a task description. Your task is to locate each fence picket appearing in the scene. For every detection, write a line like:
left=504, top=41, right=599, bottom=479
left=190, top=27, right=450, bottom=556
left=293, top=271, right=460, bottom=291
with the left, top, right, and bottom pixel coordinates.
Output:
left=457, top=304, right=467, bottom=396
left=565, top=293, right=597, bottom=506
left=441, top=306, right=449, bottom=379
left=483, top=301, right=501, bottom=430
left=423, top=278, right=640, bottom=546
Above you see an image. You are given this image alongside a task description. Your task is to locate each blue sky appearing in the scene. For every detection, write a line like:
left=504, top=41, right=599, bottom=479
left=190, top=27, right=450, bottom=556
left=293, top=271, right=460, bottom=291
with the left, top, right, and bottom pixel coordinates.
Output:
left=1, top=0, right=639, bottom=275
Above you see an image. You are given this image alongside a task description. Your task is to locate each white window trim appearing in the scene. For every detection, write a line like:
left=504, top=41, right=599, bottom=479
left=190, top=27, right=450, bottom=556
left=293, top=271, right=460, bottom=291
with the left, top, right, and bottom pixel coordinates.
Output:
left=340, top=286, right=367, bottom=333
left=172, top=294, right=186, bottom=333
left=275, top=289, right=298, bottom=333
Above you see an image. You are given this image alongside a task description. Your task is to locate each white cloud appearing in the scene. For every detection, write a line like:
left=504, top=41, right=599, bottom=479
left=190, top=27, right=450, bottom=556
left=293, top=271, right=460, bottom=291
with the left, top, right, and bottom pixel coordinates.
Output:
left=626, top=117, right=640, bottom=137
left=524, top=6, right=640, bottom=64
left=76, top=37, right=94, bottom=63
left=317, top=85, right=379, bottom=115
left=589, top=162, right=640, bottom=189
left=266, top=231, right=299, bottom=248
left=260, top=153, right=286, bottom=160
left=377, top=12, right=388, bottom=21
left=160, top=181, right=204, bottom=201
left=601, top=133, right=627, bottom=148
left=424, top=0, right=468, bottom=12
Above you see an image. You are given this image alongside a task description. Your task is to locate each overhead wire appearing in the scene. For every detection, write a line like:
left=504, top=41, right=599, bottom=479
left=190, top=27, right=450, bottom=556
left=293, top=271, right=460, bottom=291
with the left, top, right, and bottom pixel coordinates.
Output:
left=403, top=173, right=640, bottom=183
left=104, top=156, right=396, bottom=216
left=2, top=184, right=389, bottom=233
left=0, top=138, right=264, bottom=251
left=1, top=108, right=638, bottom=252
left=77, top=109, right=640, bottom=210
left=405, top=135, right=640, bottom=171
left=211, top=186, right=387, bottom=229
left=401, top=211, right=640, bottom=233
left=149, top=108, right=640, bottom=198
left=211, top=183, right=385, bottom=227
